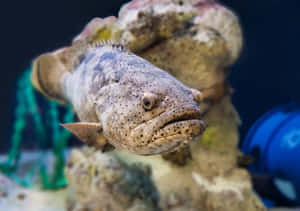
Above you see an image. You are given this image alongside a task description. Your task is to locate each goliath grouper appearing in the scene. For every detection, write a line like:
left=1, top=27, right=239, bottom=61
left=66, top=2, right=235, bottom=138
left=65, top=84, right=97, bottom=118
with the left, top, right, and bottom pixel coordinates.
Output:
left=31, top=42, right=206, bottom=155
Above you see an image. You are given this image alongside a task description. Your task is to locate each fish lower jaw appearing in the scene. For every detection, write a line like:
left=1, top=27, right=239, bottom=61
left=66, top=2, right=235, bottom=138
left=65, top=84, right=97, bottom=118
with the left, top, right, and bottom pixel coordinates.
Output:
left=125, top=133, right=195, bottom=155
left=126, top=135, right=188, bottom=155
left=147, top=119, right=206, bottom=153
left=151, top=134, right=194, bottom=153
left=140, top=137, right=186, bottom=155
left=154, top=119, right=206, bottom=139
left=124, top=120, right=206, bottom=155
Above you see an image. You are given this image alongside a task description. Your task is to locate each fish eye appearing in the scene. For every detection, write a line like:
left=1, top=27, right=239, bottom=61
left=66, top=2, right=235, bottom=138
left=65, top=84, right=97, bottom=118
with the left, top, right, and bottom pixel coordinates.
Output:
left=142, top=92, right=157, bottom=111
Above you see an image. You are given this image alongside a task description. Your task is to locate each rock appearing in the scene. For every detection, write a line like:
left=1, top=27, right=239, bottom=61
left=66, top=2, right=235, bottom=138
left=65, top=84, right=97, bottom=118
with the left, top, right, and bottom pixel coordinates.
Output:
left=65, top=147, right=160, bottom=211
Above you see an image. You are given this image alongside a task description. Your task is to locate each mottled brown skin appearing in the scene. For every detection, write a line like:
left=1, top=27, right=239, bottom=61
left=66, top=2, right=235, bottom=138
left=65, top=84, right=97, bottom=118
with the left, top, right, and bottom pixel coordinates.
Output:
left=32, top=44, right=206, bottom=155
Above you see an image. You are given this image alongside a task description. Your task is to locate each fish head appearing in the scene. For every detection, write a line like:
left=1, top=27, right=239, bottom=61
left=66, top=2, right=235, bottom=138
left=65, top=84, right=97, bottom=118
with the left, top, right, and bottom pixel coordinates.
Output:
left=95, top=61, right=206, bottom=155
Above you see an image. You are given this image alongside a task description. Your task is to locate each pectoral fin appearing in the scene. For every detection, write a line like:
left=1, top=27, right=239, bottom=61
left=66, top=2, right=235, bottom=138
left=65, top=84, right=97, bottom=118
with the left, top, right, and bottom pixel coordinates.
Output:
left=61, top=122, right=108, bottom=149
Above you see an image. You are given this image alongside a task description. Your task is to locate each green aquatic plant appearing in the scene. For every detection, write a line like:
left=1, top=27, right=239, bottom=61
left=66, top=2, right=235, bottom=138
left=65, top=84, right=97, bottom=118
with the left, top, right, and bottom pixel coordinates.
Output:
left=0, top=66, right=74, bottom=189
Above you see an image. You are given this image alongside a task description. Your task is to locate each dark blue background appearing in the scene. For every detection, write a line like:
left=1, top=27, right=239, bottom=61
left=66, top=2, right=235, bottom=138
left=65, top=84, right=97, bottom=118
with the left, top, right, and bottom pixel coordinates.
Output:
left=1, top=0, right=300, bottom=151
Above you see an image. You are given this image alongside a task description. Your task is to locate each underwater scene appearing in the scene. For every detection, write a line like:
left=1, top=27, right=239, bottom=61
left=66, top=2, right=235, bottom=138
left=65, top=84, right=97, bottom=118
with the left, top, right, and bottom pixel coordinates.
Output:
left=1, top=0, right=300, bottom=210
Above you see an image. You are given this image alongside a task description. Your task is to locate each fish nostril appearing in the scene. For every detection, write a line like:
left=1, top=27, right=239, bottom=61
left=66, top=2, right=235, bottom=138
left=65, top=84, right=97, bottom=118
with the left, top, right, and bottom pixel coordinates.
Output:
left=142, top=92, right=158, bottom=111
left=143, top=98, right=151, bottom=108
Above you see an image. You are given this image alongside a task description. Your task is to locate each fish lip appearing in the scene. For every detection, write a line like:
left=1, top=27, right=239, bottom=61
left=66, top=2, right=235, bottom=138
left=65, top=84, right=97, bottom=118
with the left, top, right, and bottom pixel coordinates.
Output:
left=129, top=118, right=206, bottom=155
left=145, top=119, right=205, bottom=155
left=159, top=108, right=202, bottom=130
left=149, top=108, right=206, bottom=153
left=154, top=119, right=206, bottom=141
left=128, top=108, right=205, bottom=155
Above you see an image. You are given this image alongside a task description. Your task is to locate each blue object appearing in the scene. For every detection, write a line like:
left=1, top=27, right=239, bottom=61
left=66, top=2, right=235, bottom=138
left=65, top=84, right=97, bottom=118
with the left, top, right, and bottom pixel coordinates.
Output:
left=242, top=103, right=300, bottom=203
left=262, top=199, right=275, bottom=208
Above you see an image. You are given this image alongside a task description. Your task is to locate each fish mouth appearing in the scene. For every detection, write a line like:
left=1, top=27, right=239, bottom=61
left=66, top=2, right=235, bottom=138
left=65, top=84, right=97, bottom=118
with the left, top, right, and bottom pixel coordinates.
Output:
left=128, top=108, right=206, bottom=155
left=149, top=109, right=206, bottom=153
left=159, top=109, right=202, bottom=129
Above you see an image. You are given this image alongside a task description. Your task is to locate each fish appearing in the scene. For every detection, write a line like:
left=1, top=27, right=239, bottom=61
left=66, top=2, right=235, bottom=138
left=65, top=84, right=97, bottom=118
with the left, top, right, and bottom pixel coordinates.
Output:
left=31, top=41, right=206, bottom=155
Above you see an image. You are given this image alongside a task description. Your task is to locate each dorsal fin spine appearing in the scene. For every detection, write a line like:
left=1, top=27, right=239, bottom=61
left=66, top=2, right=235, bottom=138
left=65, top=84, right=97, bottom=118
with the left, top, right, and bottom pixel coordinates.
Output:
left=88, top=39, right=127, bottom=52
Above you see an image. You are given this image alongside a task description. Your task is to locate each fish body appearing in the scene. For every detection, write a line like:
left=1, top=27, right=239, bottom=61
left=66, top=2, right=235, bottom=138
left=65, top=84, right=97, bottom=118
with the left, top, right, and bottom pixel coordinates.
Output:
left=32, top=43, right=205, bottom=155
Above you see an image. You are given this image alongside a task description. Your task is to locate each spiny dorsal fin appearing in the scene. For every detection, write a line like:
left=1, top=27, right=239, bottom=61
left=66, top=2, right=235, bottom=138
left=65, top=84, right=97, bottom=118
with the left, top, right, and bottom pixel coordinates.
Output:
left=69, top=39, right=128, bottom=71
left=31, top=39, right=127, bottom=102
left=88, top=39, right=127, bottom=52
left=68, top=39, right=91, bottom=72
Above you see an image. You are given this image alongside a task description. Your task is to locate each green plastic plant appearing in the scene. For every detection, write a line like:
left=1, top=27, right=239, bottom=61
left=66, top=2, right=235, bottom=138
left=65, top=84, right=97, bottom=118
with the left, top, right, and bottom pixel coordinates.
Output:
left=0, top=66, right=74, bottom=189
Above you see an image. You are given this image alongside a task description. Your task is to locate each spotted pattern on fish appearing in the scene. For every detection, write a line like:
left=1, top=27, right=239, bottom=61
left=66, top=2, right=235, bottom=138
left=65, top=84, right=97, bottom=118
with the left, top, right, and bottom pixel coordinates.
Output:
left=32, top=44, right=206, bottom=155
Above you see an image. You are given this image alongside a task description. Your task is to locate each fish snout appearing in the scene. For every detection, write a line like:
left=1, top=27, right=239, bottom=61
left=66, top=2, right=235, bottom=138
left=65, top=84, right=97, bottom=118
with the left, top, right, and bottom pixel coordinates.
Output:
left=127, top=106, right=206, bottom=155
left=148, top=107, right=206, bottom=151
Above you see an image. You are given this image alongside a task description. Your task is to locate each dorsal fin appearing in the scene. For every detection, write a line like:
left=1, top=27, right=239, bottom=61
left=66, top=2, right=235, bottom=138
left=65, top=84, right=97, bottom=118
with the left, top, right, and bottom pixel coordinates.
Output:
left=68, top=39, right=90, bottom=72
left=88, top=39, right=127, bottom=52
left=31, top=39, right=127, bottom=103
left=69, top=39, right=128, bottom=71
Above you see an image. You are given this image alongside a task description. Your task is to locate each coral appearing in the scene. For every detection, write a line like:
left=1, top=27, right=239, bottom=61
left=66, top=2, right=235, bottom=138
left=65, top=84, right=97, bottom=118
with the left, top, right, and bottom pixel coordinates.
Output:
left=0, top=67, right=74, bottom=189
